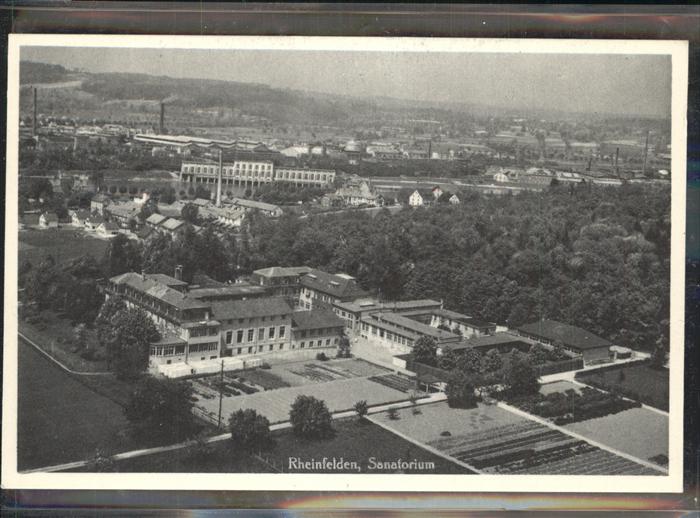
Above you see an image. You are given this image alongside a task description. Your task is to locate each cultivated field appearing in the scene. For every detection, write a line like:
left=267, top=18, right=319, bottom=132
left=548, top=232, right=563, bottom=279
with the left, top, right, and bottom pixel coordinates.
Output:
left=17, top=339, right=135, bottom=470
left=370, top=402, right=662, bottom=475
left=19, top=227, right=109, bottom=265
left=267, top=357, right=391, bottom=387
left=195, top=375, right=414, bottom=425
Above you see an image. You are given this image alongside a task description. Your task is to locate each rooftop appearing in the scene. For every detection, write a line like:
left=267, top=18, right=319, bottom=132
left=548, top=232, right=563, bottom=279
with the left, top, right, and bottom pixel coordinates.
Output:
left=146, top=213, right=167, bottom=225
left=334, top=298, right=441, bottom=314
left=161, top=218, right=185, bottom=231
left=253, top=266, right=313, bottom=278
left=301, top=269, right=370, bottom=300
left=188, top=284, right=268, bottom=300
left=292, top=309, right=345, bottom=330
left=445, top=332, right=534, bottom=352
left=210, top=296, right=292, bottom=320
left=363, top=312, right=459, bottom=342
left=516, top=319, right=613, bottom=351
left=110, top=272, right=209, bottom=311
left=231, top=198, right=282, bottom=213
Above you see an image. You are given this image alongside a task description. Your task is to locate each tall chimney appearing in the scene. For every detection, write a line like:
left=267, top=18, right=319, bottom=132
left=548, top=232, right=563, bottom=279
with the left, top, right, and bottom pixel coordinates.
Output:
left=216, top=148, right=223, bottom=207
left=174, top=264, right=183, bottom=281
left=615, top=147, right=620, bottom=178
left=32, top=87, right=37, bottom=137
left=642, top=130, right=650, bottom=178
left=159, top=102, right=165, bottom=134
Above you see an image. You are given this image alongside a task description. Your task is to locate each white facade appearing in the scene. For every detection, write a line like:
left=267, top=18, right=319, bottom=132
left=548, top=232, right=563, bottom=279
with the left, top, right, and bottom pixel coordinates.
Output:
left=409, top=190, right=424, bottom=207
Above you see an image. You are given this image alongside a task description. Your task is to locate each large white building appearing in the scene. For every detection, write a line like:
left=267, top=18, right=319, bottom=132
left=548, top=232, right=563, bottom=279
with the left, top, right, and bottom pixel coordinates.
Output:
left=179, top=160, right=335, bottom=188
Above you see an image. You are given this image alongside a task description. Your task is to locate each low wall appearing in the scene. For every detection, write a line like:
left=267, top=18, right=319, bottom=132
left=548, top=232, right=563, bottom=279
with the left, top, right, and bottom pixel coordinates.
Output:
left=534, top=357, right=584, bottom=376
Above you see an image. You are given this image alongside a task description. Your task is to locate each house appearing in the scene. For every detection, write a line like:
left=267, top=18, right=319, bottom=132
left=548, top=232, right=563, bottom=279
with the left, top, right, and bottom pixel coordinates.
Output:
left=431, top=186, right=444, bottom=200
left=39, top=212, right=59, bottom=229
left=69, top=209, right=90, bottom=227
left=251, top=266, right=312, bottom=305
left=448, top=194, right=461, bottom=204
left=335, top=179, right=379, bottom=207
left=400, top=308, right=497, bottom=339
left=299, top=269, right=370, bottom=310
left=359, top=311, right=461, bottom=355
left=97, top=220, right=120, bottom=237
left=408, top=189, right=434, bottom=207
left=215, top=207, right=246, bottom=229
left=145, top=213, right=167, bottom=229
left=291, top=309, right=345, bottom=351
left=332, top=298, right=442, bottom=332
left=105, top=202, right=140, bottom=228
left=90, top=193, right=111, bottom=215
left=84, top=214, right=105, bottom=231
left=515, top=319, right=613, bottom=363
left=160, top=218, right=186, bottom=237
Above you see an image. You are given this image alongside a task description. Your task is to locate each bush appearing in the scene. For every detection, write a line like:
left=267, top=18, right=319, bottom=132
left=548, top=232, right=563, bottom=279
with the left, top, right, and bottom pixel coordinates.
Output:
left=316, top=352, right=328, bottom=361
left=387, top=407, right=399, bottom=420
left=228, top=408, right=272, bottom=454
left=260, top=362, right=271, bottom=370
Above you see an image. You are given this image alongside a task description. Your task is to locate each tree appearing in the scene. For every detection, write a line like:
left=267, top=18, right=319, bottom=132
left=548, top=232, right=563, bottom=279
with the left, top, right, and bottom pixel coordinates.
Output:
left=337, top=335, right=351, bottom=358
left=412, top=336, right=437, bottom=366
left=289, top=395, right=333, bottom=439
left=504, top=352, right=540, bottom=395
left=124, top=376, right=198, bottom=444
left=103, top=233, right=142, bottom=277
left=353, top=400, right=368, bottom=420
left=528, top=343, right=549, bottom=365
left=455, top=348, right=482, bottom=373
left=73, top=323, right=88, bottom=353
left=181, top=203, right=199, bottom=224
left=482, top=348, right=503, bottom=372
left=387, top=407, right=399, bottom=420
left=103, top=308, right=160, bottom=379
left=438, top=348, right=459, bottom=371
left=445, top=370, right=478, bottom=408
left=650, top=343, right=666, bottom=370
left=228, top=408, right=272, bottom=454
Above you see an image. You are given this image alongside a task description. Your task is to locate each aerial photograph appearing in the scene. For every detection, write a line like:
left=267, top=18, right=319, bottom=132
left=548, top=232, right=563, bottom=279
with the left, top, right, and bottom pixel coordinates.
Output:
left=13, top=43, right=672, bottom=478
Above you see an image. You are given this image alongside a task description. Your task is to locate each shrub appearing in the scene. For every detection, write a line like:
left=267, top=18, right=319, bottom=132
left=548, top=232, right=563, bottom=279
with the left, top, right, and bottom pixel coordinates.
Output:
left=445, top=370, right=478, bottom=409
left=260, top=362, right=271, bottom=370
left=228, top=408, right=272, bottom=454
left=387, top=407, right=399, bottom=420
left=316, top=352, right=328, bottom=361
left=353, top=400, right=368, bottom=419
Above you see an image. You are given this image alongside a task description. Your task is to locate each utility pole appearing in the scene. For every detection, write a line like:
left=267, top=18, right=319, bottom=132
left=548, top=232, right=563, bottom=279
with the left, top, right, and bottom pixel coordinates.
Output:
left=217, top=359, right=224, bottom=428
left=216, top=147, right=223, bottom=207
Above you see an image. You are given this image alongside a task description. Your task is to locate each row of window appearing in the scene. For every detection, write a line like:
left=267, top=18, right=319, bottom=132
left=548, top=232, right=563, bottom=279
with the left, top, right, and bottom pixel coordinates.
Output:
left=150, top=341, right=218, bottom=356
left=189, top=342, right=219, bottom=353
left=361, top=323, right=414, bottom=348
left=221, top=315, right=289, bottom=325
left=224, top=325, right=286, bottom=345
left=296, top=328, right=338, bottom=338
left=189, top=326, right=219, bottom=338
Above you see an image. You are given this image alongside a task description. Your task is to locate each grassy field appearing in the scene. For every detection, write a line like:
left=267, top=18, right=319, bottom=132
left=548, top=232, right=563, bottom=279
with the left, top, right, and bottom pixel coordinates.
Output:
left=575, top=362, right=669, bottom=411
left=565, top=407, right=668, bottom=466
left=19, top=227, right=109, bottom=265
left=19, top=310, right=107, bottom=372
left=17, top=338, right=137, bottom=470
left=97, top=418, right=471, bottom=474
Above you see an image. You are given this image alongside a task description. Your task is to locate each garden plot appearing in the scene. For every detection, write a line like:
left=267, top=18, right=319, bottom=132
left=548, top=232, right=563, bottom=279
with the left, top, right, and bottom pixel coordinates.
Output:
left=370, top=402, right=661, bottom=475
left=196, top=375, right=409, bottom=425
left=282, top=358, right=391, bottom=385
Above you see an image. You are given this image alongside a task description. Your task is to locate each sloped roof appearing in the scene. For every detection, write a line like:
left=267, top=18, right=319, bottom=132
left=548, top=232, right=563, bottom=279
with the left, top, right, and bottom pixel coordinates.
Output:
left=99, top=221, right=120, bottom=230
left=110, top=272, right=208, bottom=310
left=516, top=319, right=612, bottom=351
left=232, top=198, right=282, bottom=213
left=292, top=309, right=345, bottom=330
left=210, top=296, right=292, bottom=320
left=40, top=212, right=59, bottom=222
left=365, top=312, right=459, bottom=341
left=446, top=332, right=533, bottom=352
left=146, top=213, right=167, bottom=225
left=300, top=269, right=370, bottom=300
left=161, top=218, right=185, bottom=231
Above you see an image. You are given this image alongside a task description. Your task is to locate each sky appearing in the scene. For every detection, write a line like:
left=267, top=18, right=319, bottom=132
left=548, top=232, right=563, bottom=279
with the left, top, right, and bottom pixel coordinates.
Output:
left=21, top=46, right=672, bottom=119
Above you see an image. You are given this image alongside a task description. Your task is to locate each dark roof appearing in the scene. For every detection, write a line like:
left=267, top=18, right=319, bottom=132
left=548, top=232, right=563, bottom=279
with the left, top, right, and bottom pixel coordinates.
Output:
left=446, top=332, right=533, bottom=352
left=333, top=298, right=441, bottom=314
left=189, top=284, right=268, bottom=300
left=300, top=269, right=370, bottom=300
left=145, top=273, right=188, bottom=287
left=210, top=297, right=292, bottom=320
left=362, top=312, right=460, bottom=342
left=516, top=319, right=612, bottom=351
left=402, top=308, right=497, bottom=330
left=292, top=309, right=345, bottom=330
left=110, top=272, right=208, bottom=310
left=253, top=266, right=312, bottom=278
left=41, top=212, right=59, bottom=222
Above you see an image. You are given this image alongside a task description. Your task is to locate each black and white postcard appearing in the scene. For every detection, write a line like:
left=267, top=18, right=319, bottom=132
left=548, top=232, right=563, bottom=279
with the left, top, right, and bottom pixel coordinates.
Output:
left=2, top=35, right=687, bottom=492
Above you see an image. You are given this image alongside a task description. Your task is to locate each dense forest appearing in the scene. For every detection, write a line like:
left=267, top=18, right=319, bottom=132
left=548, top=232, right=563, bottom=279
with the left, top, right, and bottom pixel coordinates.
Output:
left=242, top=182, right=670, bottom=351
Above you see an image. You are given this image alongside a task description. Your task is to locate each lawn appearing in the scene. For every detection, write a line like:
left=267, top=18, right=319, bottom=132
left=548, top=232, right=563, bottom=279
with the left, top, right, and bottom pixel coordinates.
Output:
left=575, top=362, right=669, bottom=411
left=95, top=418, right=472, bottom=474
left=17, top=338, right=137, bottom=470
left=19, top=310, right=107, bottom=372
left=18, top=227, right=109, bottom=265
left=565, top=407, right=668, bottom=466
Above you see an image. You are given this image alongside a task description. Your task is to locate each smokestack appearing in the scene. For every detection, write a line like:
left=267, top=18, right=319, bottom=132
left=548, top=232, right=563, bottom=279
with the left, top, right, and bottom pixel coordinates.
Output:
left=216, top=148, right=223, bottom=207
left=32, top=87, right=37, bottom=137
left=428, top=140, right=432, bottom=158
left=174, top=264, right=183, bottom=281
left=159, top=102, right=165, bottom=134
left=615, top=147, right=620, bottom=178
